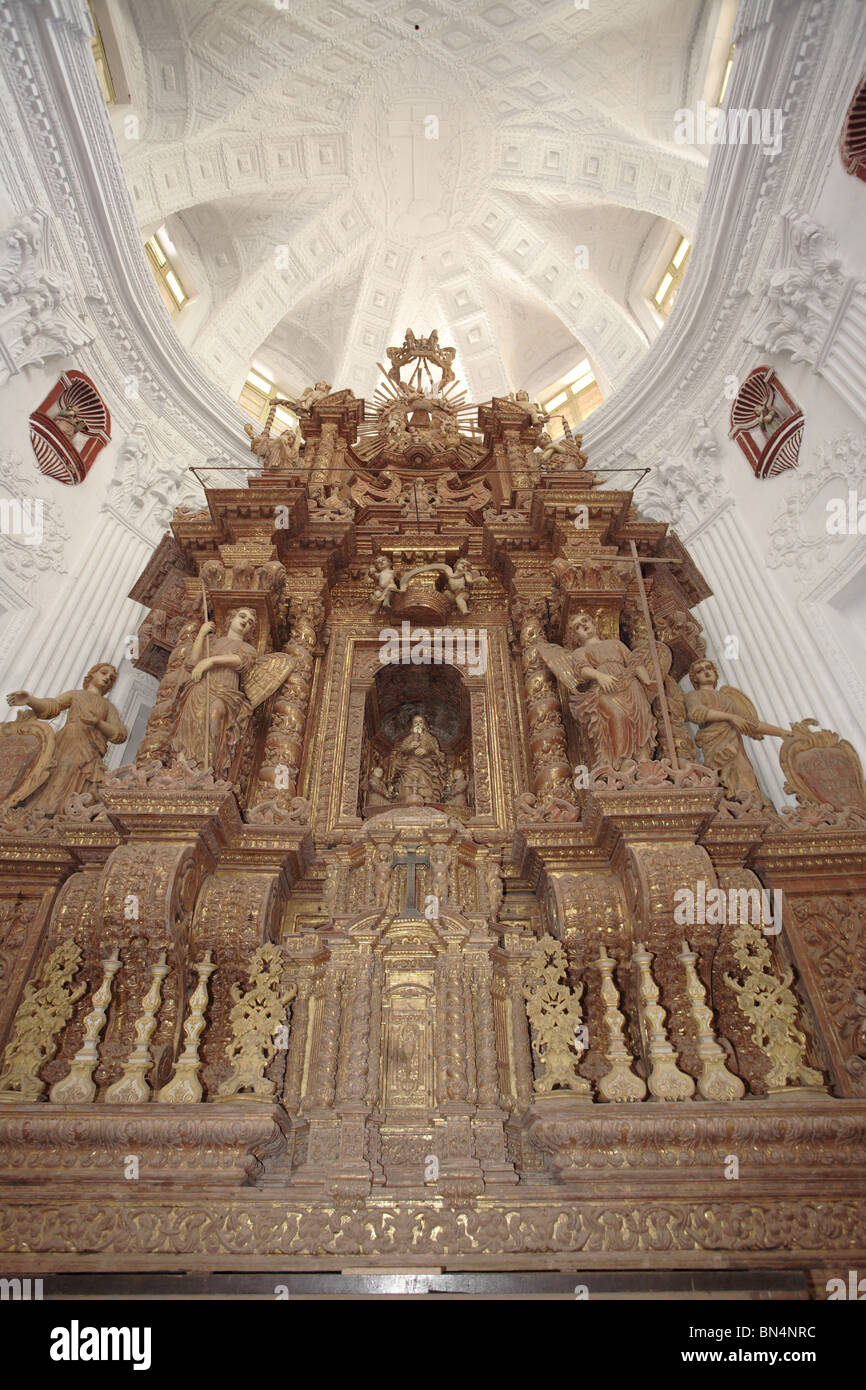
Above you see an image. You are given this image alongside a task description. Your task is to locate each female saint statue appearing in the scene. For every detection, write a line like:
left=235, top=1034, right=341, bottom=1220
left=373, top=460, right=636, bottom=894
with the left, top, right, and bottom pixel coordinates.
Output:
left=170, top=608, right=259, bottom=777
left=685, top=658, right=788, bottom=803
left=6, top=663, right=127, bottom=813
left=390, top=715, right=446, bottom=804
left=537, top=611, right=656, bottom=769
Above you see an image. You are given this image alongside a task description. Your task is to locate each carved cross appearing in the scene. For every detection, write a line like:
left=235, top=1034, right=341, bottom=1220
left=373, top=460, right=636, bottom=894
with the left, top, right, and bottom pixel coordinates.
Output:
left=391, top=846, right=430, bottom=916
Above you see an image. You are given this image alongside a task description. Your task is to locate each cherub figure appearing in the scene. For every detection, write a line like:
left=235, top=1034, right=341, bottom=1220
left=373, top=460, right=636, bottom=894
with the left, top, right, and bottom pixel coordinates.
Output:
left=537, top=425, right=587, bottom=472
left=369, top=553, right=399, bottom=611
left=510, top=389, right=547, bottom=427
left=364, top=762, right=390, bottom=813
left=429, top=845, right=451, bottom=905
left=685, top=658, right=788, bottom=805
left=298, top=381, right=331, bottom=410
left=444, top=557, right=474, bottom=616
left=444, top=766, right=469, bottom=807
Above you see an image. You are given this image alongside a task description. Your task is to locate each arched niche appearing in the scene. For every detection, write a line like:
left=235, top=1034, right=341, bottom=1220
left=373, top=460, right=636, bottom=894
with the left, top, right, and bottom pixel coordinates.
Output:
left=360, top=662, right=473, bottom=817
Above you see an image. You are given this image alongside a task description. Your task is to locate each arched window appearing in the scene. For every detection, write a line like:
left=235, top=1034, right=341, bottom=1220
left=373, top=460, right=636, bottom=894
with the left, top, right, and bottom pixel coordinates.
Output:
left=840, top=76, right=866, bottom=182
left=729, top=367, right=803, bottom=478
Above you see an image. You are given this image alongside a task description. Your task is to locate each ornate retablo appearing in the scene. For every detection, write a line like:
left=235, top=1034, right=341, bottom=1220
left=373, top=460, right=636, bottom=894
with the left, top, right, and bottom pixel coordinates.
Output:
left=0, top=332, right=864, bottom=1285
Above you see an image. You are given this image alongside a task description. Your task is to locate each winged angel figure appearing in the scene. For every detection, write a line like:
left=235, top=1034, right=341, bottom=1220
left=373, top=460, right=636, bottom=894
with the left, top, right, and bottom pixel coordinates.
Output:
left=685, top=657, right=788, bottom=804
left=170, top=608, right=294, bottom=777
left=536, top=611, right=656, bottom=769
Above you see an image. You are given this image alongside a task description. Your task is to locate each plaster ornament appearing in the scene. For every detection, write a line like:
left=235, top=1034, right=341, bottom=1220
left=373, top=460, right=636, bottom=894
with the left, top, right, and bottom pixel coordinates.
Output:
left=0, top=210, right=93, bottom=384
left=29, top=371, right=111, bottom=485
left=5, top=663, right=127, bottom=814
left=537, top=611, right=656, bottom=769
left=685, top=658, right=788, bottom=806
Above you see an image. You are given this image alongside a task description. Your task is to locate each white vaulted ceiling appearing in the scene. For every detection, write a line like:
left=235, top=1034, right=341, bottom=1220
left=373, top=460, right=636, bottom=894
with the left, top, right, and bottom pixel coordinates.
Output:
left=108, top=0, right=715, bottom=403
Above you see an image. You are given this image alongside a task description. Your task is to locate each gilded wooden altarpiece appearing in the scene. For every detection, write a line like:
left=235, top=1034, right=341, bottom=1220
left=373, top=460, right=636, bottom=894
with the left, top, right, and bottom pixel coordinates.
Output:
left=0, top=334, right=864, bottom=1290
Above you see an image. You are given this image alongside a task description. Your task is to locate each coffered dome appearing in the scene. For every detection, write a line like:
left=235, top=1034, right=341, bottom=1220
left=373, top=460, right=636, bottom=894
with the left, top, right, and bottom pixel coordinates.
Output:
left=105, top=0, right=722, bottom=404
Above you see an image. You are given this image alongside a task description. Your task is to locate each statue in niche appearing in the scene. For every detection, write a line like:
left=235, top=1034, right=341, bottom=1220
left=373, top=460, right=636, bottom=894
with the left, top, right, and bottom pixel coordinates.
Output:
left=390, top=715, right=446, bottom=804
left=537, top=611, right=656, bottom=769
left=685, top=658, right=788, bottom=804
left=363, top=760, right=391, bottom=814
left=169, top=608, right=292, bottom=778
left=443, top=764, right=470, bottom=808
left=6, top=663, right=127, bottom=813
left=430, top=845, right=451, bottom=905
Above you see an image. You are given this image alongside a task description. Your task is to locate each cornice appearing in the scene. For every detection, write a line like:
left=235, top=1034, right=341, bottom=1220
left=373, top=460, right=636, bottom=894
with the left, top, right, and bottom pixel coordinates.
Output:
left=583, top=0, right=852, bottom=468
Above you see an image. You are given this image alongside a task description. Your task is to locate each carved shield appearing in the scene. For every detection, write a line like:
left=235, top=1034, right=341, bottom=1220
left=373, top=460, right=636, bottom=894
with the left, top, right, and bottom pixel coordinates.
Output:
left=791, top=746, right=866, bottom=812
left=780, top=718, right=866, bottom=813
left=241, top=652, right=295, bottom=710
left=0, top=717, right=56, bottom=813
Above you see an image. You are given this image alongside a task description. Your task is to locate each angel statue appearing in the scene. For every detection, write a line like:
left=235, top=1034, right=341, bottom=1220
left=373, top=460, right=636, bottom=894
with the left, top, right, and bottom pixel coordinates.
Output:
left=244, top=423, right=300, bottom=471
left=170, top=608, right=293, bottom=778
left=6, top=663, right=127, bottom=814
left=537, top=611, right=656, bottom=769
left=685, top=658, right=788, bottom=805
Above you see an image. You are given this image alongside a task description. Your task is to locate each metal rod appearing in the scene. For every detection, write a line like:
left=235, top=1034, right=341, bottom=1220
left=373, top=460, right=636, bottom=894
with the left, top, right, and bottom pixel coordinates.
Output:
left=629, top=539, right=679, bottom=770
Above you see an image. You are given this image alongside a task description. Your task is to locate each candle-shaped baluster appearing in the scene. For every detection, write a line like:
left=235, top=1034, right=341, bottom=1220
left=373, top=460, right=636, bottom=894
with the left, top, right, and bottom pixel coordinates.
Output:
left=105, top=952, right=170, bottom=1104
left=678, top=941, right=745, bottom=1101
left=49, top=947, right=122, bottom=1104
left=631, top=942, right=694, bottom=1101
left=592, top=947, right=646, bottom=1102
left=156, top=951, right=216, bottom=1104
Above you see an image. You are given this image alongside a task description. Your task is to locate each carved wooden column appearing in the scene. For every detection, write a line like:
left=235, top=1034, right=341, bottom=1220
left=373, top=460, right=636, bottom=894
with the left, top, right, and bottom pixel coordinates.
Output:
left=511, top=598, right=574, bottom=803
left=252, top=594, right=326, bottom=810
left=312, top=963, right=343, bottom=1109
